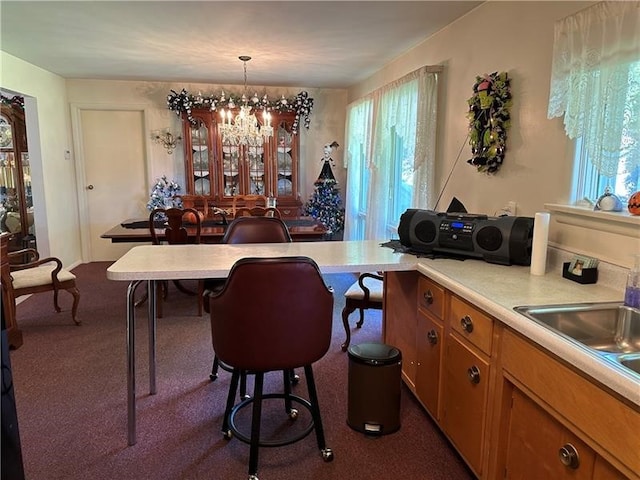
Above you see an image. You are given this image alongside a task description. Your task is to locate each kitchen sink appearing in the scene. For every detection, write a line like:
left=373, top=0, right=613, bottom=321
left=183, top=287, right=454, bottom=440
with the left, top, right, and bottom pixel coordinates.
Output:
left=618, top=354, right=640, bottom=376
left=514, top=302, right=640, bottom=379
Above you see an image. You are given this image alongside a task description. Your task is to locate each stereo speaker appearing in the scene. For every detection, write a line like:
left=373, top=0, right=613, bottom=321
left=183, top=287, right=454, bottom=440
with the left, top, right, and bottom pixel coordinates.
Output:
left=398, top=209, right=534, bottom=266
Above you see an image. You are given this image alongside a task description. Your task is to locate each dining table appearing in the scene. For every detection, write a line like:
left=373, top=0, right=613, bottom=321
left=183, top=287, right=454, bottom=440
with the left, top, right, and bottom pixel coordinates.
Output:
left=101, top=217, right=328, bottom=243
left=106, top=240, right=417, bottom=445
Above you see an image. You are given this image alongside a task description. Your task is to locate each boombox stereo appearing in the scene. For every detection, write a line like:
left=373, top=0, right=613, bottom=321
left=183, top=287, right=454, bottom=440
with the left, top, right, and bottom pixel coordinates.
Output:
left=398, top=209, right=535, bottom=266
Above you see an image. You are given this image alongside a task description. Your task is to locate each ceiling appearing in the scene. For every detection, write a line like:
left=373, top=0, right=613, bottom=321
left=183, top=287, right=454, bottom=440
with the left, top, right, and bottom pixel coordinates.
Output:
left=1, top=1, right=482, bottom=89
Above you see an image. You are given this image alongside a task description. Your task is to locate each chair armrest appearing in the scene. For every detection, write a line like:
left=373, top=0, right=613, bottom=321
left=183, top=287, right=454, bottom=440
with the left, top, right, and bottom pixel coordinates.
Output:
left=357, top=272, right=384, bottom=301
left=10, top=256, right=64, bottom=286
left=8, top=248, right=40, bottom=264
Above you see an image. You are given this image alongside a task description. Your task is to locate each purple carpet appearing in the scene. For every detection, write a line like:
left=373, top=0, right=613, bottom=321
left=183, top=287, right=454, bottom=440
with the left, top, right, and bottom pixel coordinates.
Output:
left=9, top=262, right=473, bottom=480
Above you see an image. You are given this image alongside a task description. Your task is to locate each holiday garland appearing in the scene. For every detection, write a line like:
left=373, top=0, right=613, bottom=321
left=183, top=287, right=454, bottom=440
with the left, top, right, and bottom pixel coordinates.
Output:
left=466, top=72, right=512, bottom=174
left=0, top=94, right=24, bottom=110
left=167, top=88, right=314, bottom=135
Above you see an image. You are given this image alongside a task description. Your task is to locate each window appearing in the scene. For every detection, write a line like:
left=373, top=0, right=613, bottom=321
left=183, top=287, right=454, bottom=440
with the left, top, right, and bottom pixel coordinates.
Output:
left=344, top=68, right=438, bottom=241
left=571, top=60, right=640, bottom=204
left=548, top=2, right=639, bottom=207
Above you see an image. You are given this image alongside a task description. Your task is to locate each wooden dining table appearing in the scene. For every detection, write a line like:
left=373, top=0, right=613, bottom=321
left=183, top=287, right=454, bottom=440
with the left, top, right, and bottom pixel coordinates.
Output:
left=101, top=217, right=328, bottom=243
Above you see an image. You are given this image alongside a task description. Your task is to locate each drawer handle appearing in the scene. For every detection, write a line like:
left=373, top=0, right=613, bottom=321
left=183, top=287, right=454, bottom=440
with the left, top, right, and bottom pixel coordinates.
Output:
left=424, top=290, right=434, bottom=305
left=467, top=365, right=481, bottom=384
left=427, top=329, right=438, bottom=345
left=460, top=315, right=474, bottom=333
left=558, top=444, right=580, bottom=469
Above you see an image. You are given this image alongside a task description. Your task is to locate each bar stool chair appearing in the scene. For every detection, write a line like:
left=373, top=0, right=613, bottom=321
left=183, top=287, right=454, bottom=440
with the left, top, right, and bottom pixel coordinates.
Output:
left=207, top=216, right=293, bottom=395
left=208, top=256, right=335, bottom=480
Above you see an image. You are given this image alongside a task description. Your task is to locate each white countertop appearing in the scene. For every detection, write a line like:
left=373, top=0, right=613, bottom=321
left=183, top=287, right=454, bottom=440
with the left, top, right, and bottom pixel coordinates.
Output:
left=107, top=240, right=638, bottom=407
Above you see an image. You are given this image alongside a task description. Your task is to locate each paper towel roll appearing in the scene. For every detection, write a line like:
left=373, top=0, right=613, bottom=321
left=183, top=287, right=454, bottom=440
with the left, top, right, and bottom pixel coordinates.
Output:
left=530, top=212, right=550, bottom=275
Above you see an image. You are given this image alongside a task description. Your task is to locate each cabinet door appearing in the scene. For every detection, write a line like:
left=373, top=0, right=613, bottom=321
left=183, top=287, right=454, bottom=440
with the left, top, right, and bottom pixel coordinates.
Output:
left=442, top=334, right=490, bottom=475
left=416, top=310, right=443, bottom=420
left=268, top=114, right=298, bottom=201
left=383, top=271, right=418, bottom=389
left=183, top=112, right=216, bottom=196
left=505, top=388, right=595, bottom=480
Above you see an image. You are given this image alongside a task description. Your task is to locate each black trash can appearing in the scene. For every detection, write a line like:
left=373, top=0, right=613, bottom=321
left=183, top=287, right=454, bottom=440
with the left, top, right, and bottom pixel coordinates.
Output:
left=347, top=342, right=402, bottom=435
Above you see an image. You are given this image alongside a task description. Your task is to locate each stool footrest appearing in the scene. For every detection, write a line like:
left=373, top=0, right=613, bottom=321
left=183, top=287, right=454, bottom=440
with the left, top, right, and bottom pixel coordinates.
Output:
left=229, top=393, right=315, bottom=447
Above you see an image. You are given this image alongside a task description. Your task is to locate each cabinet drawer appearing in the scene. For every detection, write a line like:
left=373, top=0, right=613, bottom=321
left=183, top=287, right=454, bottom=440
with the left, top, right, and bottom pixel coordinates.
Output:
left=449, top=295, right=494, bottom=356
left=418, top=276, right=445, bottom=318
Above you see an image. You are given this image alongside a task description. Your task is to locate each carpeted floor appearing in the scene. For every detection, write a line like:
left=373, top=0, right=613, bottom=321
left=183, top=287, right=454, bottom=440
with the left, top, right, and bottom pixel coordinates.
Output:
left=8, top=262, right=474, bottom=480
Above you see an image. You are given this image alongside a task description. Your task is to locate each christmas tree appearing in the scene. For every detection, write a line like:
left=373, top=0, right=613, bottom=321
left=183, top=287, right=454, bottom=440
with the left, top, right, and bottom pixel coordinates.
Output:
left=304, top=142, right=345, bottom=235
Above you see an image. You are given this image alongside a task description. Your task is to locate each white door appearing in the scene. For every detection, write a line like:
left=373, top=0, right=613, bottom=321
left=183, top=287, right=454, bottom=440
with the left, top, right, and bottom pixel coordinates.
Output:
left=80, top=109, right=148, bottom=261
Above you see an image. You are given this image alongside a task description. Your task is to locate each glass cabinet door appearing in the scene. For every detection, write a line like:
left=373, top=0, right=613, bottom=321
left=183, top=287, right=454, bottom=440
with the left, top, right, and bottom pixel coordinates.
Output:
left=191, top=120, right=211, bottom=195
left=246, top=145, right=265, bottom=195
left=276, top=126, right=294, bottom=197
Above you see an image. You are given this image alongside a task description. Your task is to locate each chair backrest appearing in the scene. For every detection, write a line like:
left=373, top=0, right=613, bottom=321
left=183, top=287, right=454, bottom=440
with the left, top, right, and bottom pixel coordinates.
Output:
left=234, top=206, right=281, bottom=219
left=209, top=256, right=334, bottom=371
left=149, top=207, right=201, bottom=245
left=231, top=194, right=267, bottom=216
left=176, top=194, right=209, bottom=220
left=222, top=216, right=292, bottom=244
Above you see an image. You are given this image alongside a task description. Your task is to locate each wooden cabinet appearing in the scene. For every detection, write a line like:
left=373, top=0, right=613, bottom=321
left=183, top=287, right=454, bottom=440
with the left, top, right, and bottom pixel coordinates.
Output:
left=441, top=295, right=495, bottom=476
left=384, top=272, right=638, bottom=479
left=0, top=102, right=34, bottom=251
left=383, top=271, right=418, bottom=389
left=415, top=276, right=445, bottom=420
left=1, top=232, right=22, bottom=348
left=181, top=109, right=302, bottom=217
left=496, top=329, right=639, bottom=479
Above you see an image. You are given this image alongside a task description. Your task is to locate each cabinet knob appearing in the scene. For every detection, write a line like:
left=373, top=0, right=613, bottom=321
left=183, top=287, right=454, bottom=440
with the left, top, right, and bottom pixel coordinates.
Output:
left=427, top=329, right=438, bottom=345
left=467, top=365, right=481, bottom=384
left=460, top=315, right=474, bottom=333
left=86, top=184, right=94, bottom=190
left=424, top=290, right=434, bottom=305
left=558, top=444, right=580, bottom=469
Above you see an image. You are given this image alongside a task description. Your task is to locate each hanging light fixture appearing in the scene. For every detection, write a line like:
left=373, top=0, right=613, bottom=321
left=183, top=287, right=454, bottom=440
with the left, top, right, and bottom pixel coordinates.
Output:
left=219, top=56, right=273, bottom=147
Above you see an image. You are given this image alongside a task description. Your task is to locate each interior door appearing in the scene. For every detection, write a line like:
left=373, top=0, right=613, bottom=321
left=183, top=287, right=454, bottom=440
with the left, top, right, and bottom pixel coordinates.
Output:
left=80, top=109, right=147, bottom=261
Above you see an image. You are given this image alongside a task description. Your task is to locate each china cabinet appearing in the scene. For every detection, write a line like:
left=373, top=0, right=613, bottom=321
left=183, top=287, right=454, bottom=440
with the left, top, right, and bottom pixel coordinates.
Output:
left=0, top=102, right=34, bottom=251
left=181, top=109, right=302, bottom=217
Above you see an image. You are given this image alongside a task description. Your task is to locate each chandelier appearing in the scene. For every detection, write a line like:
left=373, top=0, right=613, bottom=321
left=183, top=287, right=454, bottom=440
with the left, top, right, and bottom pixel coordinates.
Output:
left=219, top=56, right=273, bottom=147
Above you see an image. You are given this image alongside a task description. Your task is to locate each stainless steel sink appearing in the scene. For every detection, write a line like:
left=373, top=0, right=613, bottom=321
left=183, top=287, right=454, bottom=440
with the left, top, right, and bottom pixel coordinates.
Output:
left=514, top=302, right=640, bottom=378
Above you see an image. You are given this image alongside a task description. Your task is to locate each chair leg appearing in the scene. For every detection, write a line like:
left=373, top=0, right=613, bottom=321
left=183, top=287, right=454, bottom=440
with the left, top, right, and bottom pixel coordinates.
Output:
left=304, top=364, right=333, bottom=462
left=222, top=369, right=240, bottom=438
left=210, top=356, right=220, bottom=381
left=341, top=302, right=357, bottom=352
left=68, top=286, right=81, bottom=325
left=356, top=308, right=365, bottom=328
left=248, top=372, right=264, bottom=479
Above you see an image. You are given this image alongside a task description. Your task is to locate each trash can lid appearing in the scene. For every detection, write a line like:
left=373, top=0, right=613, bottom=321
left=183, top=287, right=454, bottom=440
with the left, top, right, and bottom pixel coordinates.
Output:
left=347, top=343, right=402, bottom=365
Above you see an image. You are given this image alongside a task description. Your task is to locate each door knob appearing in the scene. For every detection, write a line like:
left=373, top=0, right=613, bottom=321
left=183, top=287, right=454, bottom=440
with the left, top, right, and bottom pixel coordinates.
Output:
left=86, top=184, right=94, bottom=190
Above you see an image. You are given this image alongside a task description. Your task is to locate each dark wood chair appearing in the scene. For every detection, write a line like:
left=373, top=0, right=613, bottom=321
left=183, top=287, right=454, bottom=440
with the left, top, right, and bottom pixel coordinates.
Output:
left=4, top=247, right=81, bottom=328
left=230, top=194, right=267, bottom=217
left=148, top=207, right=204, bottom=317
left=341, top=272, right=384, bottom=351
left=234, top=206, right=281, bottom=218
left=208, top=256, right=334, bottom=479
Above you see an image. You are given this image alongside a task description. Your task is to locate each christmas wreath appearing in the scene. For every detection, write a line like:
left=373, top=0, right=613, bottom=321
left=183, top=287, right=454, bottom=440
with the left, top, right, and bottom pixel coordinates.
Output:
left=167, top=89, right=314, bottom=135
left=466, top=72, right=512, bottom=174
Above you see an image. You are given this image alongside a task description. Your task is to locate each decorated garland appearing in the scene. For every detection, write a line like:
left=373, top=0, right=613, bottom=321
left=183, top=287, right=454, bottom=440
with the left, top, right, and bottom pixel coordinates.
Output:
left=167, top=88, right=314, bottom=134
left=466, top=72, right=512, bottom=174
left=0, top=94, right=24, bottom=110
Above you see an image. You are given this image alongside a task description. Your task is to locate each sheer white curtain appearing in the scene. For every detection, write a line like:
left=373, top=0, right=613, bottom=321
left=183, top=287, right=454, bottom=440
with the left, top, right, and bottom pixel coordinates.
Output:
left=344, top=67, right=438, bottom=240
left=547, top=1, right=640, bottom=175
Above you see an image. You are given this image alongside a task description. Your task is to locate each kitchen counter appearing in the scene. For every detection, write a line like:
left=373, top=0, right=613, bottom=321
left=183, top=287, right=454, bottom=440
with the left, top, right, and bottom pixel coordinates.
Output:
left=413, top=257, right=639, bottom=407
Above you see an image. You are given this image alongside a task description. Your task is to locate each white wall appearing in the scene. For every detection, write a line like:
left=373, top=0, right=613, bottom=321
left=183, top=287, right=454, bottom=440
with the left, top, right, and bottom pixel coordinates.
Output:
left=1, top=52, right=81, bottom=267
left=348, top=1, right=638, bottom=268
